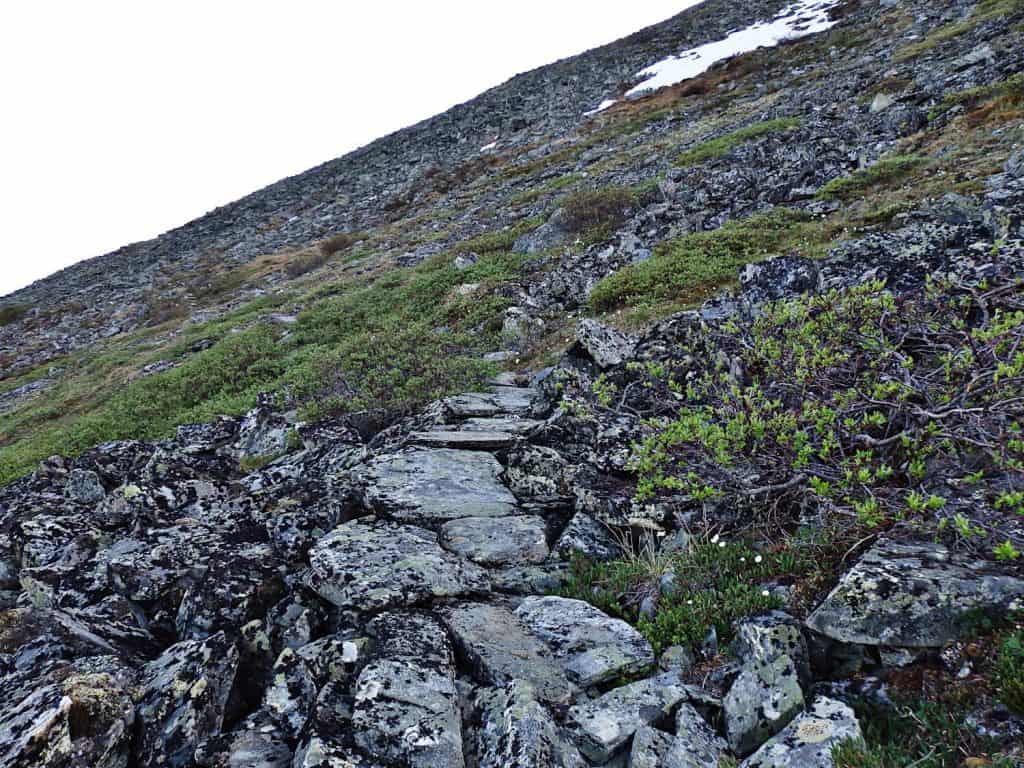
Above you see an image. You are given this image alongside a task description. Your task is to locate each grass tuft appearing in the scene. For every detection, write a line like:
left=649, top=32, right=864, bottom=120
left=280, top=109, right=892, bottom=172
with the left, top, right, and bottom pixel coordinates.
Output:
left=675, top=118, right=800, bottom=166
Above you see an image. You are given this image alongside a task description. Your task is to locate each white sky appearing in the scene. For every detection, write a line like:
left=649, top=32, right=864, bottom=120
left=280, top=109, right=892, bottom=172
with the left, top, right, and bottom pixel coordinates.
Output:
left=0, top=1, right=702, bottom=297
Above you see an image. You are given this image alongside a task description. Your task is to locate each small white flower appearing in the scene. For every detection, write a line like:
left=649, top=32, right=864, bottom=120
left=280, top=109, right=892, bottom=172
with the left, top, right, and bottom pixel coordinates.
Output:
left=740, top=557, right=746, bottom=563
left=754, top=555, right=763, bottom=564
left=686, top=600, right=694, bottom=606
left=718, top=541, right=726, bottom=548
left=710, top=534, right=720, bottom=544
left=761, top=589, right=771, bottom=597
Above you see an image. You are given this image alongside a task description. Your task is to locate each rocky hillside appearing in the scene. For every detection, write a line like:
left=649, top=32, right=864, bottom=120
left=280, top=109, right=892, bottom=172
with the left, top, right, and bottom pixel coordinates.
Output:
left=2, top=0, right=1024, bottom=766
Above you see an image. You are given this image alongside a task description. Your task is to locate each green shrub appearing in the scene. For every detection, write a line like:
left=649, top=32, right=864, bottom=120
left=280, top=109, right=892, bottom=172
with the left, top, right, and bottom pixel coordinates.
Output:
left=318, top=232, right=358, bottom=257
left=816, top=155, right=923, bottom=200
left=285, top=249, right=332, bottom=278
left=561, top=187, right=638, bottom=240
left=675, top=118, right=800, bottom=166
left=997, top=629, right=1024, bottom=714
left=559, top=537, right=815, bottom=655
left=0, top=304, right=28, bottom=327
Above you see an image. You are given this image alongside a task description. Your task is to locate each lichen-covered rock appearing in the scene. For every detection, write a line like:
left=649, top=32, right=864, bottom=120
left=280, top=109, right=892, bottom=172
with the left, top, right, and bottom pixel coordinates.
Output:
left=358, top=449, right=519, bottom=525
left=443, top=387, right=536, bottom=419
left=263, top=647, right=317, bottom=739
left=194, top=710, right=292, bottom=768
left=504, top=444, right=577, bottom=507
left=554, top=512, right=620, bottom=561
left=439, top=515, right=550, bottom=565
left=724, top=652, right=804, bottom=757
left=475, top=680, right=588, bottom=768
left=306, top=517, right=490, bottom=612
left=353, top=613, right=465, bottom=768
left=514, top=595, right=654, bottom=687
left=442, top=602, right=576, bottom=704
left=133, top=632, right=239, bottom=768
left=573, top=319, right=637, bottom=369
left=567, top=672, right=694, bottom=762
left=805, top=540, right=1024, bottom=648
left=65, top=468, right=106, bottom=504
left=629, top=725, right=674, bottom=768
left=740, top=696, right=862, bottom=768
left=669, top=702, right=728, bottom=767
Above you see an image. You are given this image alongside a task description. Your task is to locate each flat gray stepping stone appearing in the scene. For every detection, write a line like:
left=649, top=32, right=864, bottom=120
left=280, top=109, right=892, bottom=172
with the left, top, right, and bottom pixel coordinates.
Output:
left=442, top=602, right=576, bottom=704
left=806, top=539, right=1024, bottom=648
left=445, top=387, right=535, bottom=418
left=306, top=517, right=490, bottom=612
left=439, top=515, right=549, bottom=565
left=353, top=613, right=465, bottom=768
left=411, top=430, right=517, bottom=450
left=459, top=417, right=543, bottom=434
left=488, top=372, right=521, bottom=387
left=514, top=596, right=654, bottom=687
left=358, top=449, right=518, bottom=525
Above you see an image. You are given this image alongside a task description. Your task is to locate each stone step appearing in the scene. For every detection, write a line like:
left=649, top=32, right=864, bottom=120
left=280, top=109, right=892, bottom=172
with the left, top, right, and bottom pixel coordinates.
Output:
left=410, top=430, right=517, bottom=450
left=445, top=387, right=535, bottom=418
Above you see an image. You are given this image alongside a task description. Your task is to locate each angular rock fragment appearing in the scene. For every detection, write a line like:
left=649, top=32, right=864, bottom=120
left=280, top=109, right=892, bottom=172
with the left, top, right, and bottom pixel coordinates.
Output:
left=740, top=696, right=862, bottom=767
left=411, top=430, right=518, bottom=450
left=567, top=671, right=693, bottom=762
left=307, top=517, right=490, bottom=612
left=554, top=512, right=620, bottom=561
left=475, top=680, right=587, bottom=768
left=194, top=710, right=292, bottom=768
left=358, top=449, right=519, bottom=524
left=353, top=613, right=465, bottom=768
left=514, top=595, right=654, bottom=686
left=573, top=319, right=637, bottom=369
left=439, top=515, right=550, bottom=565
left=133, top=632, right=239, bottom=768
left=442, top=602, right=576, bottom=704
left=670, top=702, right=728, bottom=767
left=806, top=540, right=1024, bottom=648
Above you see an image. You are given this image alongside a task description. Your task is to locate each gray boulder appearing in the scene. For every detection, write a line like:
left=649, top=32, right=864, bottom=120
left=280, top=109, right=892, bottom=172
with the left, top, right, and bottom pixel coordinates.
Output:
left=555, top=513, right=620, bottom=561
left=740, top=696, right=862, bottom=767
left=444, top=387, right=536, bottom=418
left=306, top=517, right=490, bottom=612
left=475, top=680, right=587, bottom=768
left=439, top=515, right=550, bottom=565
left=805, top=539, right=1024, bottom=648
left=573, top=319, right=637, bottom=369
left=353, top=613, right=465, bottom=768
left=1007, top=149, right=1024, bottom=178
left=358, top=449, right=519, bottom=525
left=670, top=702, right=728, bottom=767
left=134, top=633, right=239, bottom=768
left=66, top=468, right=106, bottom=504
left=515, top=595, right=655, bottom=686
left=567, top=672, right=694, bottom=762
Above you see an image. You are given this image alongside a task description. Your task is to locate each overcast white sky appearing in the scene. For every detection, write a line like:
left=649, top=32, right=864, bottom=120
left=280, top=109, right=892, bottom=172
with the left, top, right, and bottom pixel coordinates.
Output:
left=0, top=1, right=702, bottom=297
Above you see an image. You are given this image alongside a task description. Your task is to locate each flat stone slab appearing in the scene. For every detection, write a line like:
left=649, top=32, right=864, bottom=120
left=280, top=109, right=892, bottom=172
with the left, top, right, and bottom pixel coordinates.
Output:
left=459, top=417, right=543, bottom=434
left=439, top=515, right=550, bottom=566
left=806, top=539, right=1024, bottom=648
left=740, top=696, right=862, bottom=768
left=359, top=449, right=519, bottom=524
left=306, top=517, right=490, bottom=612
left=411, top=430, right=518, bottom=450
left=515, top=596, right=654, bottom=687
left=442, top=602, right=576, bottom=705
left=445, top=387, right=535, bottom=418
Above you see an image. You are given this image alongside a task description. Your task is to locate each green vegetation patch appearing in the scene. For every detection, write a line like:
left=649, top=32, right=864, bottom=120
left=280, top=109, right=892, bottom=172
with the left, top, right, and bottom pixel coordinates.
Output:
left=560, top=536, right=817, bottom=655
left=675, top=118, right=800, bottom=166
left=588, top=208, right=833, bottom=312
left=0, top=231, right=541, bottom=485
left=815, top=155, right=923, bottom=200
left=560, top=186, right=639, bottom=243
left=997, top=628, right=1024, bottom=714
left=0, top=304, right=28, bottom=327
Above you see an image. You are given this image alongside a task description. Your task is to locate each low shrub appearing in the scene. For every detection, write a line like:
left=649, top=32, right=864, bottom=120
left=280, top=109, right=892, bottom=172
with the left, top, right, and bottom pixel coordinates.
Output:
left=318, top=232, right=358, bottom=257
left=0, top=304, right=28, bottom=327
left=675, top=117, right=800, bottom=166
left=561, top=186, right=638, bottom=239
left=285, top=249, right=332, bottom=278
left=816, top=155, right=923, bottom=200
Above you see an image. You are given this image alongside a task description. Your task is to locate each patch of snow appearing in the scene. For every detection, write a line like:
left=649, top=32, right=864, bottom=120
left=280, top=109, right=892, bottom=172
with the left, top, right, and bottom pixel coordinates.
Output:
left=625, top=0, right=841, bottom=97
left=480, top=140, right=499, bottom=152
left=583, top=99, right=618, bottom=117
